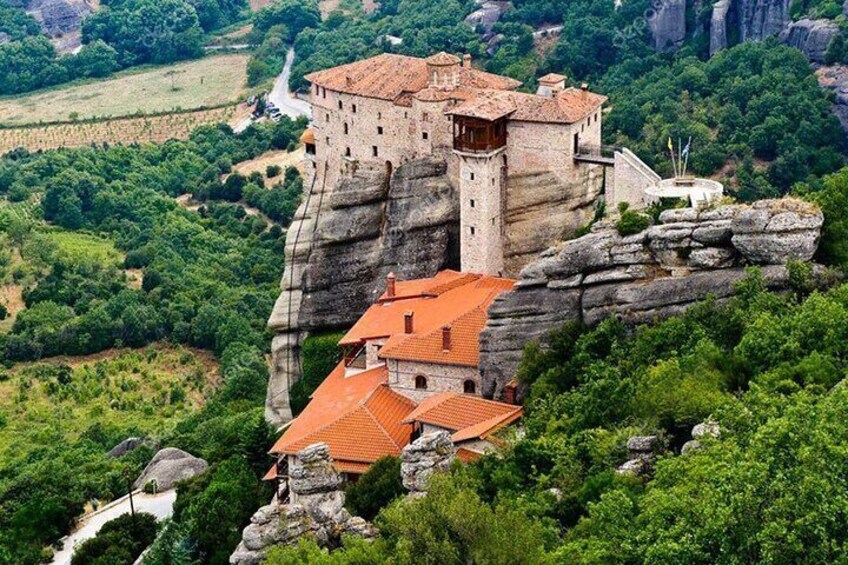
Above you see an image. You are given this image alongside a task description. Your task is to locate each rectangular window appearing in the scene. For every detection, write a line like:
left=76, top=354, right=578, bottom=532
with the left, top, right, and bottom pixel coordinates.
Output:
left=352, top=104, right=358, bottom=113
left=470, top=199, right=475, bottom=208
left=422, top=112, right=430, bottom=122
left=344, top=123, right=349, bottom=135
left=325, top=113, right=329, bottom=122
left=345, top=147, right=351, bottom=157
left=378, top=126, right=384, bottom=135
left=470, top=172, right=475, bottom=181
left=470, top=226, right=476, bottom=235
left=338, top=100, right=343, bottom=110
left=372, top=146, right=379, bottom=157
left=422, top=132, right=429, bottom=140
left=326, top=137, right=330, bottom=146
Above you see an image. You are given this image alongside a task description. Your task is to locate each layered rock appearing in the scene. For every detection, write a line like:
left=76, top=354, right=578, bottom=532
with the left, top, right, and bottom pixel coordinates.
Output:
left=230, top=443, right=376, bottom=565
left=480, top=198, right=824, bottom=399
left=134, top=448, right=208, bottom=491
left=710, top=0, right=791, bottom=55
left=780, top=18, right=840, bottom=63
left=401, top=431, right=457, bottom=495
left=617, top=435, right=659, bottom=477
left=265, top=158, right=460, bottom=427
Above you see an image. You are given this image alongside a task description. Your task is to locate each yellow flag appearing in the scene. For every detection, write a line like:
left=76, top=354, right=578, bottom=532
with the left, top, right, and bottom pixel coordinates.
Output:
left=667, top=137, right=673, bottom=151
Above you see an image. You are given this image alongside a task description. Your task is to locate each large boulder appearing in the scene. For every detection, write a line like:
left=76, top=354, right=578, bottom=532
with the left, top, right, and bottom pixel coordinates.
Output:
left=732, top=199, right=823, bottom=264
left=230, top=444, right=376, bottom=564
left=107, top=437, right=151, bottom=458
left=134, top=448, right=208, bottom=491
left=401, top=431, right=456, bottom=495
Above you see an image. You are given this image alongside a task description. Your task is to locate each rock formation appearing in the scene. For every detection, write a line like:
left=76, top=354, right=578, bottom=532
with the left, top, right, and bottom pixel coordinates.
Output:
left=480, top=198, right=824, bottom=399
left=401, top=431, right=457, bottom=496
left=710, top=0, right=791, bottom=55
left=617, top=435, right=659, bottom=477
left=780, top=18, right=840, bottom=63
left=134, top=448, right=208, bottom=491
left=230, top=444, right=376, bottom=565
left=649, top=0, right=687, bottom=52
left=107, top=437, right=153, bottom=458
left=265, top=158, right=460, bottom=427
left=682, top=420, right=721, bottom=453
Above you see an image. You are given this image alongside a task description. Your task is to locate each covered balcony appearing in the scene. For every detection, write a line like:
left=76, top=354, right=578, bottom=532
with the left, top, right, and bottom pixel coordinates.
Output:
left=452, top=116, right=507, bottom=154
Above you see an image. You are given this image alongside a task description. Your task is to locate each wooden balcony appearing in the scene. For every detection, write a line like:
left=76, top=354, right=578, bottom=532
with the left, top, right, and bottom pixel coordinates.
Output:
left=453, top=116, right=507, bottom=154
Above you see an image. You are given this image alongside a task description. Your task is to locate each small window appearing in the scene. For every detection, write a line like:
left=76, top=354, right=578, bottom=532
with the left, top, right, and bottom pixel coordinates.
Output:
left=352, top=104, right=358, bottom=113
left=372, top=146, right=379, bottom=157
left=345, top=147, right=351, bottom=157
left=377, top=126, right=384, bottom=135
left=322, top=87, right=326, bottom=98
left=325, top=113, right=329, bottom=123
left=404, top=111, right=408, bottom=118
left=415, top=375, right=428, bottom=390
left=344, top=123, right=349, bottom=135
left=339, top=100, right=344, bottom=110
left=326, top=137, right=330, bottom=146
left=470, top=226, right=476, bottom=236
left=470, top=199, right=475, bottom=208
left=463, top=380, right=476, bottom=394
left=378, top=112, right=382, bottom=120
left=422, top=132, right=429, bottom=140
left=470, top=172, right=475, bottom=181
left=491, top=178, right=496, bottom=185
left=422, top=112, right=430, bottom=122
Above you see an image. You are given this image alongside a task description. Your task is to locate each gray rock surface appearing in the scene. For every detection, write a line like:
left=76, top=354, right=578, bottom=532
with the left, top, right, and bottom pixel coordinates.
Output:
left=480, top=198, right=825, bottom=400
left=617, top=435, right=660, bottom=477
left=134, top=448, right=208, bottom=491
left=230, top=443, right=376, bottom=564
left=710, top=0, right=791, bottom=55
left=780, top=18, right=840, bottom=63
left=26, top=0, right=92, bottom=36
left=265, top=157, right=460, bottom=427
left=649, top=0, right=687, bottom=52
left=401, top=432, right=457, bottom=495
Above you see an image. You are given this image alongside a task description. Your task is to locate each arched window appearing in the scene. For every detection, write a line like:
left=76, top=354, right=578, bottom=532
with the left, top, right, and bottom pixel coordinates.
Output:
left=463, top=380, right=476, bottom=394
left=415, top=376, right=428, bottom=390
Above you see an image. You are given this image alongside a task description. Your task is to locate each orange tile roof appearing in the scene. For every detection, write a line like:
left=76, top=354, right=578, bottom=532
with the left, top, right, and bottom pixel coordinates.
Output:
left=426, top=51, right=461, bottom=66
left=304, top=53, right=520, bottom=102
left=341, top=272, right=515, bottom=367
left=262, top=465, right=277, bottom=481
left=456, top=448, right=483, bottom=463
left=539, top=73, right=567, bottom=84
left=447, top=88, right=607, bottom=124
left=300, top=127, right=315, bottom=144
left=403, top=393, right=522, bottom=437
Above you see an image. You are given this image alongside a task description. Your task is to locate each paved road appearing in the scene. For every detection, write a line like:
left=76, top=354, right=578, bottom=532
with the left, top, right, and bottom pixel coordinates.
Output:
left=269, top=48, right=312, bottom=120
left=51, top=490, right=178, bottom=565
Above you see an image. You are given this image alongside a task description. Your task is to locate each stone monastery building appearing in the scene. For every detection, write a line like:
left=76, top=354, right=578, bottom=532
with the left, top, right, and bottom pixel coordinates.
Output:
left=268, top=271, right=522, bottom=490
left=301, top=51, right=609, bottom=276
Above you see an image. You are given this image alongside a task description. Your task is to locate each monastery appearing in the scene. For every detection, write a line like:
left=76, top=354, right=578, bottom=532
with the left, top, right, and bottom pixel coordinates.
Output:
left=300, top=51, right=624, bottom=277
left=267, top=271, right=522, bottom=494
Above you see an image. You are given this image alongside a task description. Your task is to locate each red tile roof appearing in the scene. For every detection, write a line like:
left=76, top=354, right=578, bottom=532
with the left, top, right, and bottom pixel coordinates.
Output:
left=456, top=448, right=483, bottom=463
left=426, top=51, right=461, bottom=66
left=305, top=53, right=520, bottom=101
left=447, top=88, right=607, bottom=124
left=340, top=271, right=515, bottom=367
left=403, top=393, right=522, bottom=439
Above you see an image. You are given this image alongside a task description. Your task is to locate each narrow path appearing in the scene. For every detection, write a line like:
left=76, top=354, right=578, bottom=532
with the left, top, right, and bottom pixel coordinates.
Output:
left=51, top=490, right=178, bottom=565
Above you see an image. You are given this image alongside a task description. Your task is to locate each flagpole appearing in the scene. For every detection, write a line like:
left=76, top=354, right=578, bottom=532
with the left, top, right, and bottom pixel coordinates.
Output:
left=678, top=137, right=683, bottom=178
left=682, top=136, right=692, bottom=178
left=668, top=138, right=677, bottom=179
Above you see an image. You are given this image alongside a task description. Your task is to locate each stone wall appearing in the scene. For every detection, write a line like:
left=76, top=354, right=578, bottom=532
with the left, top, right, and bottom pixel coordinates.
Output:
left=265, top=157, right=460, bottom=427
left=479, top=198, right=824, bottom=399
left=387, top=359, right=478, bottom=402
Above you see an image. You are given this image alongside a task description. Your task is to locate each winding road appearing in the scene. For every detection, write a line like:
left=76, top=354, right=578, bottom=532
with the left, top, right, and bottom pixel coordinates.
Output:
left=269, top=48, right=312, bottom=119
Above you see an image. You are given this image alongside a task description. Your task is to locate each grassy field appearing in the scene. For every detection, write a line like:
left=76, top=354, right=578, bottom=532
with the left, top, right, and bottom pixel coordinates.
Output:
left=45, top=231, right=123, bottom=266
left=0, top=344, right=220, bottom=462
left=0, top=54, right=251, bottom=126
left=0, top=104, right=248, bottom=154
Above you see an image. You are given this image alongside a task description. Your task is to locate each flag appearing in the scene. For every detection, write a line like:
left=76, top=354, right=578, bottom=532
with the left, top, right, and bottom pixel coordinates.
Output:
left=667, top=137, right=673, bottom=151
left=682, top=137, right=691, bottom=158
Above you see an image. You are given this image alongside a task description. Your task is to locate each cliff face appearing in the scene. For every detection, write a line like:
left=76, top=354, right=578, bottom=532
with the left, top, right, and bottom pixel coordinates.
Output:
left=265, top=158, right=459, bottom=427
left=479, top=199, right=824, bottom=400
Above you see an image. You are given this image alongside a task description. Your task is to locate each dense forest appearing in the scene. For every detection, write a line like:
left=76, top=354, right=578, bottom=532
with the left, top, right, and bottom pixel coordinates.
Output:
left=0, top=0, right=248, bottom=95
left=0, top=117, right=308, bottom=564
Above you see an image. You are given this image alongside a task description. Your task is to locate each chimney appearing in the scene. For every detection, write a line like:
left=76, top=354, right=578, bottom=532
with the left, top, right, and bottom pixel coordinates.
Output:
left=503, top=380, right=517, bottom=405
left=537, top=73, right=567, bottom=98
left=463, top=54, right=472, bottom=68
left=386, top=272, right=396, bottom=298
left=346, top=75, right=353, bottom=87
left=581, top=83, right=589, bottom=98
left=442, top=325, right=452, bottom=352
left=404, top=311, right=414, bottom=334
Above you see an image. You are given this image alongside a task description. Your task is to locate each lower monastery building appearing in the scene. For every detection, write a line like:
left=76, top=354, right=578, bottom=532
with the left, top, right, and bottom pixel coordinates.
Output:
left=267, top=271, right=522, bottom=494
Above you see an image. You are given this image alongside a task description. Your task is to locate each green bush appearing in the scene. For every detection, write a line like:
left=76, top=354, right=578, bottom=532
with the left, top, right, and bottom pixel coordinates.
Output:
left=615, top=203, right=650, bottom=236
left=71, top=512, right=158, bottom=565
left=345, top=456, right=405, bottom=520
left=290, top=332, right=345, bottom=415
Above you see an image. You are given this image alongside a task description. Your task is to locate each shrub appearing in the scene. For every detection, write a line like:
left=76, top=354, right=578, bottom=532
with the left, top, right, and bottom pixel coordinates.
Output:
left=266, top=165, right=282, bottom=178
left=345, top=456, right=405, bottom=520
left=71, top=512, right=158, bottom=565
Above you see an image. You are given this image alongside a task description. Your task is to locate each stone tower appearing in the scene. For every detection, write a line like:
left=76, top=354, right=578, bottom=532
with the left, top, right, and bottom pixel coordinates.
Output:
left=457, top=151, right=507, bottom=275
